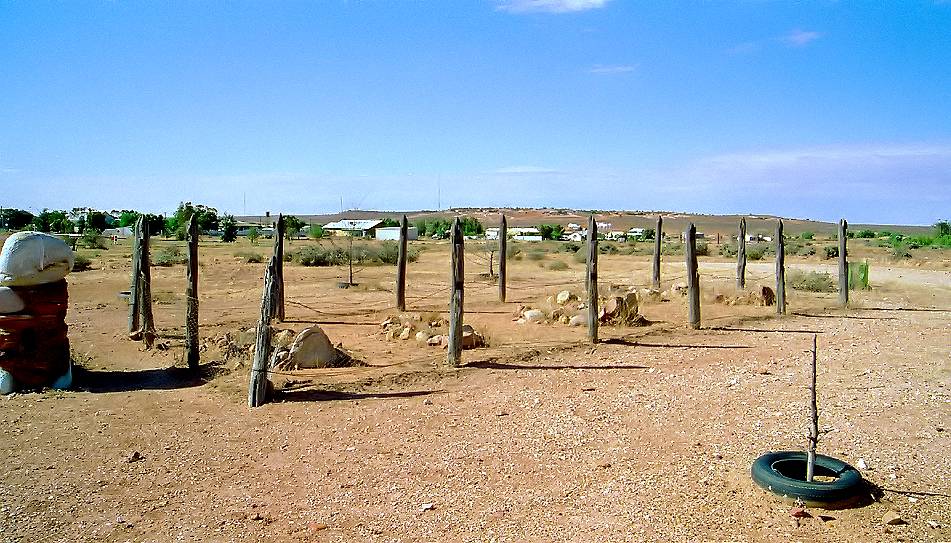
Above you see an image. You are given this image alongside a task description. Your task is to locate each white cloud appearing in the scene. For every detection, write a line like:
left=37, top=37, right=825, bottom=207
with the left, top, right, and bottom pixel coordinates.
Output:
left=497, top=0, right=610, bottom=14
left=781, top=29, right=822, bottom=47
left=588, top=64, right=636, bottom=75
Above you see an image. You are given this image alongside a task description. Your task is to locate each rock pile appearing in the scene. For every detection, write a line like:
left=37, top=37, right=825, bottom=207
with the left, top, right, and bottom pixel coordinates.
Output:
left=380, top=314, right=485, bottom=350
left=0, top=232, right=75, bottom=393
left=518, top=288, right=645, bottom=327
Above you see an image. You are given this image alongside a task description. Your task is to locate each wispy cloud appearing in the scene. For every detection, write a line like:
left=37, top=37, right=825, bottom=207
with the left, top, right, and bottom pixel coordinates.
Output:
left=497, top=0, right=610, bottom=14
left=588, top=63, right=636, bottom=75
left=781, top=29, right=822, bottom=47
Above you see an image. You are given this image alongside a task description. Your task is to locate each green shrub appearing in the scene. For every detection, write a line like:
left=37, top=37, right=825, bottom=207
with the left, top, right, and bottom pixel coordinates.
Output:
left=662, top=242, right=683, bottom=256
left=892, top=242, right=911, bottom=259
left=81, top=229, right=107, bottom=250
left=719, top=243, right=738, bottom=257
left=796, top=245, right=816, bottom=257
left=788, top=270, right=836, bottom=292
left=309, top=224, right=324, bottom=239
left=247, top=227, right=260, bottom=245
left=506, top=243, right=521, bottom=259
left=855, top=229, right=876, bottom=239
left=800, top=231, right=814, bottom=240
left=235, top=251, right=263, bottom=263
left=548, top=260, right=569, bottom=271
left=747, top=243, right=769, bottom=261
left=849, top=260, right=870, bottom=290
left=297, top=245, right=347, bottom=266
left=563, top=242, right=581, bottom=253
left=599, top=243, right=619, bottom=255
left=72, top=254, right=92, bottom=272
left=572, top=248, right=587, bottom=263
left=525, top=250, right=546, bottom=261
left=154, top=246, right=187, bottom=266
left=695, top=241, right=709, bottom=256
left=823, top=246, right=839, bottom=259
left=295, top=242, right=417, bottom=267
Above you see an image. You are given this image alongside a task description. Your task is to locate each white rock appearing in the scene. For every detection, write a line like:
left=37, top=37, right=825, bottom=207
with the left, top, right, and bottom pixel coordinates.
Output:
left=0, top=287, right=25, bottom=314
left=857, top=458, right=868, bottom=470
left=399, top=327, right=412, bottom=340
left=569, top=314, right=587, bottom=327
left=415, top=331, right=430, bottom=342
left=0, top=232, right=74, bottom=286
left=523, top=309, right=545, bottom=323
left=286, top=326, right=339, bottom=368
left=556, top=290, right=575, bottom=305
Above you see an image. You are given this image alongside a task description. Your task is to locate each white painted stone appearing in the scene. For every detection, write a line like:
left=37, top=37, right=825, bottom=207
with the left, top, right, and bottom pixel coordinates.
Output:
left=0, top=232, right=74, bottom=286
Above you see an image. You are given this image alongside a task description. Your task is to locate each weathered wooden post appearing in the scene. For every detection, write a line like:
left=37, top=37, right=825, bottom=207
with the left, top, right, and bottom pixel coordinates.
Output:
left=685, top=223, right=700, bottom=330
left=396, top=215, right=408, bottom=312
left=185, top=215, right=200, bottom=370
left=498, top=215, right=507, bottom=303
left=272, top=214, right=285, bottom=321
left=586, top=215, right=599, bottom=343
left=838, top=219, right=848, bottom=307
left=139, top=219, right=156, bottom=348
left=776, top=219, right=786, bottom=315
left=248, top=256, right=277, bottom=408
left=652, top=215, right=662, bottom=290
left=128, top=216, right=143, bottom=334
left=737, top=217, right=747, bottom=289
left=448, top=218, right=465, bottom=366
left=806, top=334, right=819, bottom=481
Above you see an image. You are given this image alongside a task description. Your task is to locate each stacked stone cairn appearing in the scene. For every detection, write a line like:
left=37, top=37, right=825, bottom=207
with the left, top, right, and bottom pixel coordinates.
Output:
left=0, top=232, right=75, bottom=393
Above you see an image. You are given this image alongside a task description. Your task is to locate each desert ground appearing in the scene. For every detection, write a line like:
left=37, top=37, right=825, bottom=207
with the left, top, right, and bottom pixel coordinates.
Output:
left=1, top=232, right=949, bottom=542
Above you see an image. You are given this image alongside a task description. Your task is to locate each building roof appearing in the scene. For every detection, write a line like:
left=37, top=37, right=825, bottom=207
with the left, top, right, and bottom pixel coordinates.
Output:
left=323, top=219, right=384, bottom=230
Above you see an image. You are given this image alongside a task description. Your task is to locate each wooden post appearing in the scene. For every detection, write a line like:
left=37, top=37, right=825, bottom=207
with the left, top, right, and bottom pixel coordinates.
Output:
left=448, top=218, right=465, bottom=366
left=127, top=216, right=143, bottom=334
left=396, top=215, right=408, bottom=311
left=685, top=223, right=700, bottom=330
left=652, top=215, right=662, bottom=290
left=248, top=256, right=277, bottom=407
left=838, top=219, right=848, bottom=307
left=139, top=219, right=156, bottom=348
left=737, top=217, right=747, bottom=289
left=498, top=215, right=507, bottom=303
left=185, top=215, right=200, bottom=370
left=776, top=219, right=786, bottom=315
left=272, top=214, right=285, bottom=321
left=586, top=215, right=599, bottom=343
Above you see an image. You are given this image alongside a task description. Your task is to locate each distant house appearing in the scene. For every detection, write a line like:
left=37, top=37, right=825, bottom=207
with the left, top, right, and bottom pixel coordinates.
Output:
left=323, top=219, right=384, bottom=237
left=681, top=231, right=706, bottom=242
left=606, top=231, right=627, bottom=241
left=102, top=226, right=134, bottom=239
left=745, top=234, right=772, bottom=243
left=375, top=226, right=418, bottom=241
left=627, top=228, right=646, bottom=238
left=486, top=226, right=542, bottom=241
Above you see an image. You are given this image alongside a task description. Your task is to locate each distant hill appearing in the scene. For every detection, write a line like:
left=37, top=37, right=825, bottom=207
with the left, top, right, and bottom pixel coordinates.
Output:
left=236, top=208, right=933, bottom=238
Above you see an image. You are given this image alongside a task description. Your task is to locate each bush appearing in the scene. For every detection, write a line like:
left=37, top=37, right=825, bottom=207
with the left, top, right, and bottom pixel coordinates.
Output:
left=506, top=243, right=521, bottom=259
left=572, top=248, right=587, bottom=263
left=796, top=245, right=816, bottom=257
left=154, top=245, right=187, bottom=266
left=295, top=242, right=417, bottom=267
left=563, top=242, right=581, bottom=253
left=548, top=260, right=569, bottom=271
left=247, top=227, right=260, bottom=245
left=599, top=243, right=620, bottom=255
left=309, top=225, right=324, bottom=239
left=695, top=241, right=709, bottom=256
left=800, top=231, right=814, bottom=240
left=892, top=242, right=911, bottom=259
left=297, top=245, right=348, bottom=266
left=81, top=229, right=107, bottom=250
left=855, top=229, right=876, bottom=239
left=788, top=270, right=836, bottom=292
left=235, top=251, right=263, bottom=263
left=719, top=243, right=737, bottom=257
left=525, top=250, right=546, bottom=261
left=849, top=261, right=870, bottom=290
left=747, top=243, right=769, bottom=261
left=72, top=254, right=92, bottom=272
left=823, top=246, right=839, bottom=259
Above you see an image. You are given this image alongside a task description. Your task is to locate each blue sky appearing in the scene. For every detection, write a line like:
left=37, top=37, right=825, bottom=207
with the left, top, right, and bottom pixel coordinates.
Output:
left=2, top=0, right=950, bottom=224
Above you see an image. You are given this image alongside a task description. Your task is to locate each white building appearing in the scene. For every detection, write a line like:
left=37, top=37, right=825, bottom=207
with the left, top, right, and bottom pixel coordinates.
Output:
left=323, top=219, right=384, bottom=237
left=375, top=226, right=418, bottom=241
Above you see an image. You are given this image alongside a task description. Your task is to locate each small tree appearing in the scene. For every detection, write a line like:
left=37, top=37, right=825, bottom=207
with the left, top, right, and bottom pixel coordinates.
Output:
left=0, top=208, right=34, bottom=230
left=284, top=216, right=307, bottom=241
left=247, top=227, right=260, bottom=245
left=309, top=224, right=324, bottom=239
left=220, top=215, right=238, bottom=242
left=379, top=218, right=400, bottom=228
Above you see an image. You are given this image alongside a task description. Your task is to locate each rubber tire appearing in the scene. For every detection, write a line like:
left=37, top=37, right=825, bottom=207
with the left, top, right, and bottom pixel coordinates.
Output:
left=751, top=451, right=864, bottom=505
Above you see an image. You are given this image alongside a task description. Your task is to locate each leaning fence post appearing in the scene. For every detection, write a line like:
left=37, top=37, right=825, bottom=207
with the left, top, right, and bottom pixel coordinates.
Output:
left=737, top=217, right=747, bottom=289
left=498, top=215, right=507, bottom=303
left=652, top=215, right=662, bottom=290
left=448, top=218, right=465, bottom=366
left=806, top=334, right=819, bottom=481
left=776, top=219, right=786, bottom=315
left=139, top=219, right=156, bottom=348
left=396, top=215, right=408, bottom=311
left=685, top=223, right=700, bottom=330
left=272, top=214, right=285, bottom=321
left=587, top=215, right=599, bottom=343
left=128, top=216, right=143, bottom=334
left=838, top=219, right=848, bottom=307
left=185, top=215, right=200, bottom=370
left=249, top=256, right=277, bottom=407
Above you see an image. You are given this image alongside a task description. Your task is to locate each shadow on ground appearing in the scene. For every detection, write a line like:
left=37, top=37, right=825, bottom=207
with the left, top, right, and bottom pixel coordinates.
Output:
left=71, top=362, right=219, bottom=393
left=274, top=387, right=440, bottom=402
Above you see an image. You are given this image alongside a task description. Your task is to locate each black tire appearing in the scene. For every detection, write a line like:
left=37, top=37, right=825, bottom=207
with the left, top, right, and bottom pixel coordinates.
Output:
left=751, top=451, right=864, bottom=505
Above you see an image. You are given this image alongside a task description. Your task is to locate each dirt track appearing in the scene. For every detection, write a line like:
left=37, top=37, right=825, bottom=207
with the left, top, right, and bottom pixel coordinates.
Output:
left=1, top=239, right=949, bottom=542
